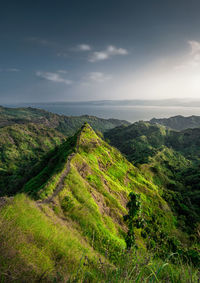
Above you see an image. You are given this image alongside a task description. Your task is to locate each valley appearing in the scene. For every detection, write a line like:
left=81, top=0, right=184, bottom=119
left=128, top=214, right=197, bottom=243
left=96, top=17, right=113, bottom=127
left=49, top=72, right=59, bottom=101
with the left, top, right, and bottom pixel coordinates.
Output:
left=0, top=106, right=199, bottom=282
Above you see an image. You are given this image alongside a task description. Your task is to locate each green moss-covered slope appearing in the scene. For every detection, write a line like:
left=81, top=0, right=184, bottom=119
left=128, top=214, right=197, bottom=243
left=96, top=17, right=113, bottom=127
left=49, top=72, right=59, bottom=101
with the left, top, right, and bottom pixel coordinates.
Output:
left=0, top=123, right=66, bottom=196
left=0, top=123, right=199, bottom=282
left=105, top=121, right=200, bottom=234
left=0, top=106, right=130, bottom=196
left=24, top=124, right=175, bottom=253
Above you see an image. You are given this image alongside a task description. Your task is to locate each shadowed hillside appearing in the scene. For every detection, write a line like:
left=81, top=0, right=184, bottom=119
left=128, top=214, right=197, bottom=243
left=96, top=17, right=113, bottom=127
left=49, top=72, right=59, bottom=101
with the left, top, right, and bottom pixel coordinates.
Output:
left=105, top=122, right=200, bottom=234
left=0, top=123, right=66, bottom=196
left=1, top=123, right=198, bottom=281
left=150, top=115, right=200, bottom=131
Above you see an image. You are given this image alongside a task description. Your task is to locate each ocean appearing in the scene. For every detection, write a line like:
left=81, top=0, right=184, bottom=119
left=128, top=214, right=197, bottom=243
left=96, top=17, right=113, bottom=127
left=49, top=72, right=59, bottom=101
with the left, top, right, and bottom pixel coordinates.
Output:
left=7, top=101, right=200, bottom=123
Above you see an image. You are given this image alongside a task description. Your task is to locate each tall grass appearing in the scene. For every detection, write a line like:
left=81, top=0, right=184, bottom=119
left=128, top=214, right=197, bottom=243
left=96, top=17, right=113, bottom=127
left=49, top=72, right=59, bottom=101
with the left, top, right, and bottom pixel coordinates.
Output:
left=0, top=194, right=199, bottom=282
left=0, top=194, right=103, bottom=281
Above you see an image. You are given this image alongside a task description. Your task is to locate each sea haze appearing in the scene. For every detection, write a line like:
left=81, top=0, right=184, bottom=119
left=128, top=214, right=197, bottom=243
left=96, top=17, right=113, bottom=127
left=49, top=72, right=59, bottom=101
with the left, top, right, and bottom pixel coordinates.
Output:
left=5, top=99, right=200, bottom=123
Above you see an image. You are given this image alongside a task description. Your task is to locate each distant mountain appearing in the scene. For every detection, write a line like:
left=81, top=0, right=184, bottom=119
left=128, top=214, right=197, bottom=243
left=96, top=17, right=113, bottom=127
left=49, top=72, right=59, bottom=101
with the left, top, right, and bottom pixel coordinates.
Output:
left=13, top=98, right=200, bottom=107
left=150, top=115, right=200, bottom=130
left=0, top=105, right=130, bottom=135
left=105, top=121, right=200, bottom=162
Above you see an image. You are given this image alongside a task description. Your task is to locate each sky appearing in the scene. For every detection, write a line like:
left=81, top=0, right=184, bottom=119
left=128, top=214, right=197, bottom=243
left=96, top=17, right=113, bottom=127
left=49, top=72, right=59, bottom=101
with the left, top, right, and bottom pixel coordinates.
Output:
left=1, top=0, right=200, bottom=103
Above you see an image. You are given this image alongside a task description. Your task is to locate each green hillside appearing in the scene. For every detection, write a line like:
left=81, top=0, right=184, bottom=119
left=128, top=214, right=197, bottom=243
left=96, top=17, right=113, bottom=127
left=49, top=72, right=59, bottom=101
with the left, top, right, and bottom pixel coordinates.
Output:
left=105, top=122, right=200, bottom=234
left=0, top=106, right=129, bottom=196
left=0, top=123, right=66, bottom=196
left=0, top=105, right=130, bottom=135
left=0, top=123, right=199, bottom=282
left=150, top=115, right=200, bottom=131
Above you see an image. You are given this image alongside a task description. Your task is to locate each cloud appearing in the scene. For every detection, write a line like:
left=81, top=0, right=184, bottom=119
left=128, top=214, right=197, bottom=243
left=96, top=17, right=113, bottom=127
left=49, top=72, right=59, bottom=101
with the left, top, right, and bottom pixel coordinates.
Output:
left=88, top=72, right=112, bottom=82
left=86, top=72, right=112, bottom=83
left=26, top=37, right=56, bottom=47
left=173, top=40, right=200, bottom=71
left=6, top=68, right=20, bottom=72
left=0, top=68, right=20, bottom=72
left=89, top=45, right=128, bottom=62
left=188, top=40, right=200, bottom=66
left=77, top=44, right=91, bottom=51
left=57, top=70, right=68, bottom=74
left=57, top=44, right=91, bottom=57
left=189, top=40, right=200, bottom=55
left=36, top=71, right=72, bottom=85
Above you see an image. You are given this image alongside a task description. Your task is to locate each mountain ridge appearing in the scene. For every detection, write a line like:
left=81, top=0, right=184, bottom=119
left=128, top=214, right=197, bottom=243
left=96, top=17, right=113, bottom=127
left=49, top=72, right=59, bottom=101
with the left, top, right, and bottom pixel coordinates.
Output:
left=0, top=106, right=130, bottom=197
left=0, top=105, right=130, bottom=135
left=0, top=110, right=199, bottom=281
left=150, top=115, right=200, bottom=131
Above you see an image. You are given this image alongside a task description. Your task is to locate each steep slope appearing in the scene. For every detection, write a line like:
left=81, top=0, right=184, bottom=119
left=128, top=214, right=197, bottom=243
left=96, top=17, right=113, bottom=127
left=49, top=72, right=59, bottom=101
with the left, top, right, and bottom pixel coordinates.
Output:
left=0, top=123, right=199, bottom=281
left=0, top=123, right=65, bottom=196
left=24, top=123, right=175, bottom=253
left=104, top=122, right=171, bottom=164
left=105, top=121, right=200, bottom=163
left=150, top=115, right=200, bottom=131
left=25, top=123, right=199, bottom=257
left=0, top=106, right=130, bottom=196
left=105, top=122, right=200, bottom=234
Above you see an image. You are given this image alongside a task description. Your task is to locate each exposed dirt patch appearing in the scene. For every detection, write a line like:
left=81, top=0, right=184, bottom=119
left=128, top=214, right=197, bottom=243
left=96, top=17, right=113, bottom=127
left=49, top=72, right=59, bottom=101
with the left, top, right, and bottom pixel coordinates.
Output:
left=74, top=160, right=92, bottom=178
left=39, top=153, right=76, bottom=204
left=0, top=197, right=13, bottom=208
left=89, top=183, right=127, bottom=231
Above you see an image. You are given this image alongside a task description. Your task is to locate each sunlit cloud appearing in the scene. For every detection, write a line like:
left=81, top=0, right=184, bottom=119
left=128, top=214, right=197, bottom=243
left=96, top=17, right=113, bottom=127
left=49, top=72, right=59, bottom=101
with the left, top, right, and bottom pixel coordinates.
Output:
left=94, top=39, right=200, bottom=100
left=77, top=44, right=91, bottom=51
left=87, top=72, right=112, bottom=82
left=188, top=40, right=200, bottom=67
left=89, top=45, right=128, bottom=62
left=189, top=40, right=200, bottom=55
left=174, top=40, right=200, bottom=70
left=36, top=71, right=72, bottom=85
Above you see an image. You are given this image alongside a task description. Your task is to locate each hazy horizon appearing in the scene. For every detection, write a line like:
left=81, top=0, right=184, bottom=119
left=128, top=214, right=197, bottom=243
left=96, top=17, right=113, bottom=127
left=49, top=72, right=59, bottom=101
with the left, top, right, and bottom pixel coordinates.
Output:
left=3, top=98, right=200, bottom=123
left=4, top=97, right=200, bottom=106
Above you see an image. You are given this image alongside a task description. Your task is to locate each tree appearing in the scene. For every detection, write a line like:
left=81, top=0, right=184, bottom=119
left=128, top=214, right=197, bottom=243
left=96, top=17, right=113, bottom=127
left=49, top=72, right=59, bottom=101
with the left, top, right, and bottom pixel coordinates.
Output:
left=124, top=192, right=141, bottom=249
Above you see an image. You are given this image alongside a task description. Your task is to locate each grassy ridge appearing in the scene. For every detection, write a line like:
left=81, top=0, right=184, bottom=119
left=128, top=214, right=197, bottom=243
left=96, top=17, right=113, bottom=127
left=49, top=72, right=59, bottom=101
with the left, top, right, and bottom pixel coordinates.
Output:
left=20, top=125, right=196, bottom=274
left=0, top=106, right=130, bottom=196
left=0, top=121, right=199, bottom=281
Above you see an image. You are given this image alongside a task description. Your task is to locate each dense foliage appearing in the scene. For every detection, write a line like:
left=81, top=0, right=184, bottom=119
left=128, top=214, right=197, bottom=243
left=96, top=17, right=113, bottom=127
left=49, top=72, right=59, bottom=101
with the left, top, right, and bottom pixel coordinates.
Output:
left=105, top=122, right=200, bottom=236
left=0, top=107, right=199, bottom=282
left=0, top=106, right=129, bottom=196
left=0, top=123, right=65, bottom=196
left=150, top=114, right=200, bottom=130
left=0, top=105, right=130, bottom=136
